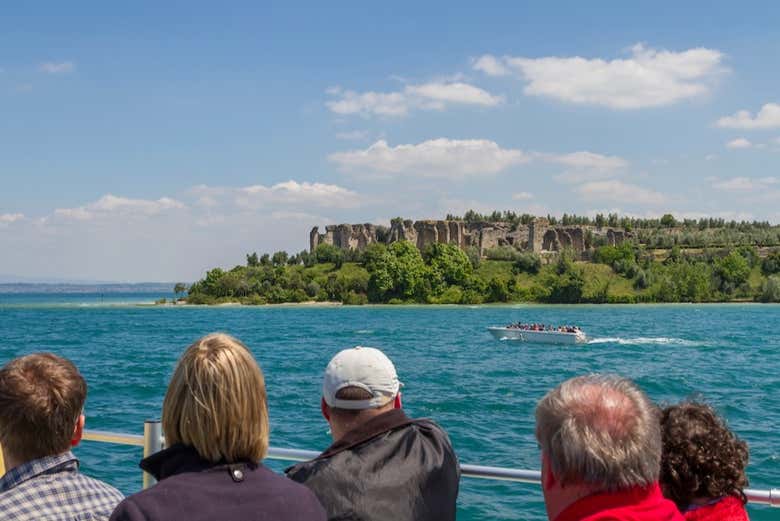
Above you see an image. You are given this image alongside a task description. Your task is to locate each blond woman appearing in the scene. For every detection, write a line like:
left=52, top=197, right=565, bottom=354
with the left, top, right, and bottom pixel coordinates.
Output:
left=110, top=333, right=325, bottom=521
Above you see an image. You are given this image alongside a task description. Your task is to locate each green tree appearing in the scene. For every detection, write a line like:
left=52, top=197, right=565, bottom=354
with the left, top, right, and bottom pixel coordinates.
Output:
left=759, top=275, right=780, bottom=302
left=271, top=251, right=289, bottom=267
left=714, top=250, right=751, bottom=293
left=486, top=277, right=510, bottom=302
left=512, top=252, right=541, bottom=274
left=314, top=243, right=344, bottom=266
left=762, top=251, right=780, bottom=275
left=246, top=252, right=259, bottom=267
left=173, top=283, right=188, bottom=299
left=425, top=243, right=472, bottom=291
left=660, top=214, right=677, bottom=228
left=366, top=241, right=427, bottom=302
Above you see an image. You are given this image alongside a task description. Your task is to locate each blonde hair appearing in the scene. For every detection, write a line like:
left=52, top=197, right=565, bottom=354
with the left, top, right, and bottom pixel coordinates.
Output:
left=162, top=333, right=269, bottom=463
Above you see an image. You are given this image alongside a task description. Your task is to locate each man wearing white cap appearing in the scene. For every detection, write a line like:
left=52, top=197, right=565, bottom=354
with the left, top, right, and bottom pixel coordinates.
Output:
left=286, top=346, right=459, bottom=521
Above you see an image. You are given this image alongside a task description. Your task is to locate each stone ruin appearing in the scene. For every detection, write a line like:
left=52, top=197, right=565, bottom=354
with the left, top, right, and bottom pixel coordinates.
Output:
left=310, top=218, right=630, bottom=257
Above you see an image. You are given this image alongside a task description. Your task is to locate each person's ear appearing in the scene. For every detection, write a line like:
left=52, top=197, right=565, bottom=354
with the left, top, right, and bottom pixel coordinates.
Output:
left=541, top=452, right=557, bottom=490
left=71, top=414, right=85, bottom=447
left=321, top=397, right=331, bottom=422
left=393, top=392, right=402, bottom=409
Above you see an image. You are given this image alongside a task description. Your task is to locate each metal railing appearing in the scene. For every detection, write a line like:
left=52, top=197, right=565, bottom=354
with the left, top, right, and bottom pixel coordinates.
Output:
left=77, top=422, right=779, bottom=508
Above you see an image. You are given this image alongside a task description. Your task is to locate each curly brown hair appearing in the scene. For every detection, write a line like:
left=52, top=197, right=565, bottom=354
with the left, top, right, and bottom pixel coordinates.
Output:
left=659, top=401, right=749, bottom=511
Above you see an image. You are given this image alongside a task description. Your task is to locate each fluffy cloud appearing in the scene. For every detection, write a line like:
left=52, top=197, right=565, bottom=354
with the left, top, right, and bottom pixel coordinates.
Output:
left=716, top=103, right=780, bottom=129
left=512, top=192, right=533, bottom=201
left=236, top=181, right=360, bottom=208
left=190, top=180, right=361, bottom=210
left=712, top=177, right=778, bottom=191
left=55, top=195, right=185, bottom=221
left=0, top=213, right=24, bottom=226
left=542, top=151, right=628, bottom=170
left=39, top=61, right=75, bottom=74
left=475, top=44, right=725, bottom=109
left=329, top=139, right=529, bottom=177
left=326, top=81, right=503, bottom=117
left=576, top=180, right=667, bottom=205
left=726, top=138, right=752, bottom=149
left=472, top=55, right=510, bottom=76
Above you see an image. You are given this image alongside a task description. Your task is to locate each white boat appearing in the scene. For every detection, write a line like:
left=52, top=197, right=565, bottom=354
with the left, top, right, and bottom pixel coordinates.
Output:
left=487, top=326, right=587, bottom=344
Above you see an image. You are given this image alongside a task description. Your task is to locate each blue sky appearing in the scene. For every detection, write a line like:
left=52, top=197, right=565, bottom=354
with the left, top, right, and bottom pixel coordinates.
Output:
left=2, top=2, right=780, bottom=281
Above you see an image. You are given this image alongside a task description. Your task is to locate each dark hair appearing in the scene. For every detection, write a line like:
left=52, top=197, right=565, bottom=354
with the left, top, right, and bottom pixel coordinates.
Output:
left=329, top=386, right=376, bottom=420
left=0, top=353, right=87, bottom=461
left=659, top=401, right=749, bottom=510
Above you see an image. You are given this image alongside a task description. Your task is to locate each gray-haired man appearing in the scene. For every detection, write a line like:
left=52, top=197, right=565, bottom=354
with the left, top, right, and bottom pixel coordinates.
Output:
left=535, top=374, right=683, bottom=521
left=287, top=346, right=459, bottom=521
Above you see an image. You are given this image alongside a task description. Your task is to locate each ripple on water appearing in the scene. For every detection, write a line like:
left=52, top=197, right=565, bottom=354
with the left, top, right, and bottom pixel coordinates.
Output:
left=1, top=301, right=779, bottom=520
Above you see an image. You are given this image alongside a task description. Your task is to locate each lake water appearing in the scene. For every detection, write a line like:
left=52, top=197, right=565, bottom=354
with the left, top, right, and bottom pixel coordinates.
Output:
left=1, top=293, right=778, bottom=520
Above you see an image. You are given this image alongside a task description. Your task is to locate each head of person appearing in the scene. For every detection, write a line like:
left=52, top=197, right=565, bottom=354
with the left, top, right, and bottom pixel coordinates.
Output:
left=535, top=374, right=661, bottom=520
left=659, top=401, right=749, bottom=511
left=162, top=333, right=269, bottom=463
left=320, top=346, right=402, bottom=441
left=0, top=353, right=87, bottom=469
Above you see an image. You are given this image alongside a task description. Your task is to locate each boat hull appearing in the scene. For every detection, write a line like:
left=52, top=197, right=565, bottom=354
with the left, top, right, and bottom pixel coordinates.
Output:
left=487, top=327, right=587, bottom=344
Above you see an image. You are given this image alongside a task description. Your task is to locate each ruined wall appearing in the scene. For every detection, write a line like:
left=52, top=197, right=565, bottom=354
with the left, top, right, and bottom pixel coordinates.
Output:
left=310, top=219, right=630, bottom=256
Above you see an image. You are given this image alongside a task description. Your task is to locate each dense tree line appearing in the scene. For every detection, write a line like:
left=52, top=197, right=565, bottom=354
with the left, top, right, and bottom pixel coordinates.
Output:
left=185, top=238, right=780, bottom=305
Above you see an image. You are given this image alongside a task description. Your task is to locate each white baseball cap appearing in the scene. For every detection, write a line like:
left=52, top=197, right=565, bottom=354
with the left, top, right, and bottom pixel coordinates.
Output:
left=322, top=346, right=401, bottom=410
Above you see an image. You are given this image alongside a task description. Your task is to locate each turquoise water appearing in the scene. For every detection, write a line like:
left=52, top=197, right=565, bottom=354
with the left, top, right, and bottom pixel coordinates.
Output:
left=1, top=295, right=778, bottom=520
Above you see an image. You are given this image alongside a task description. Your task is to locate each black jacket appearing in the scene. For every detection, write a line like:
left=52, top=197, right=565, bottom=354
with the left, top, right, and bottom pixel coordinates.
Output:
left=286, top=409, right=460, bottom=521
left=109, top=444, right=326, bottom=521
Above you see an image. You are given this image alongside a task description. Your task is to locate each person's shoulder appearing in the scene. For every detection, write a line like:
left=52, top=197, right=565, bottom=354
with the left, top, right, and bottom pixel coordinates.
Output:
left=77, top=472, right=125, bottom=500
left=253, top=466, right=326, bottom=518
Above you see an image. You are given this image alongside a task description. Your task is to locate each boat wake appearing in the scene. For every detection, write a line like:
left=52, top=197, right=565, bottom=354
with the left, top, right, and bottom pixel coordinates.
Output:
left=587, top=336, right=710, bottom=347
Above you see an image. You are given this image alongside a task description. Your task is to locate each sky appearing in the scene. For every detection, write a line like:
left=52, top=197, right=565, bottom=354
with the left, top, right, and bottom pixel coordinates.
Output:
left=2, top=1, right=780, bottom=282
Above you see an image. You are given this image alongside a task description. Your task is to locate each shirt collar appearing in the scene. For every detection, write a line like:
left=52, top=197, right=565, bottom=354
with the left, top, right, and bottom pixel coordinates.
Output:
left=554, top=483, right=668, bottom=521
left=0, top=451, right=79, bottom=492
left=316, top=408, right=414, bottom=460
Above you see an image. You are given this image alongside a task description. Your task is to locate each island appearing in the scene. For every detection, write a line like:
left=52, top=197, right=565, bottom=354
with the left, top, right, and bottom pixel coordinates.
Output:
left=182, top=212, right=780, bottom=305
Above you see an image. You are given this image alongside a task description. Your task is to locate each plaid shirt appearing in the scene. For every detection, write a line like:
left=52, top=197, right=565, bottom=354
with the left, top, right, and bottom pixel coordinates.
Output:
left=0, top=451, right=124, bottom=520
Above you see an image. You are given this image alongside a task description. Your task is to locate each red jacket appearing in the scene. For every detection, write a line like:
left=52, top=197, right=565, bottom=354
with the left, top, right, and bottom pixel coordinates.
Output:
left=555, top=483, right=684, bottom=521
left=682, top=496, right=749, bottom=521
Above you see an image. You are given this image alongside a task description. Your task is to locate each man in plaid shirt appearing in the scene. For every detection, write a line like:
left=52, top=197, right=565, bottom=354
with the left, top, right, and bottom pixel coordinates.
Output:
left=0, top=353, right=124, bottom=520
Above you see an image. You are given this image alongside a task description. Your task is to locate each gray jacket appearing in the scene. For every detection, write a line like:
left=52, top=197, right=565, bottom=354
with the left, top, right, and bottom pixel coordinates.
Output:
left=286, top=409, right=459, bottom=521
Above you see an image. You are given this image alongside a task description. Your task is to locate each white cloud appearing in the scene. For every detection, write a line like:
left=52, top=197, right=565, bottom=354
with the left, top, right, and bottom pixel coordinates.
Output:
left=329, top=138, right=529, bottom=178
left=476, top=44, right=725, bottom=109
left=726, top=138, right=752, bottom=149
left=326, top=81, right=503, bottom=117
left=576, top=180, right=667, bottom=205
left=716, top=103, right=780, bottom=129
left=55, top=195, right=185, bottom=221
left=0, top=213, right=24, bottom=226
left=512, top=192, right=533, bottom=201
left=712, top=176, right=778, bottom=191
left=472, top=55, right=510, bottom=77
left=236, top=180, right=360, bottom=208
left=542, top=151, right=628, bottom=171
left=39, top=61, right=75, bottom=74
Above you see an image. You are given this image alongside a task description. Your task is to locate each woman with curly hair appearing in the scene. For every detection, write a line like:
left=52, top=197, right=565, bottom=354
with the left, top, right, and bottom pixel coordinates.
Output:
left=659, top=401, right=750, bottom=521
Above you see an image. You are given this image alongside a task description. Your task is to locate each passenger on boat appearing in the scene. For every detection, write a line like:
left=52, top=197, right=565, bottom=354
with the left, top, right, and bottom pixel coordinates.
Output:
left=535, top=374, right=684, bottom=521
left=109, top=333, right=326, bottom=521
left=286, top=346, right=459, bottom=521
left=659, top=401, right=750, bottom=521
left=0, top=353, right=124, bottom=521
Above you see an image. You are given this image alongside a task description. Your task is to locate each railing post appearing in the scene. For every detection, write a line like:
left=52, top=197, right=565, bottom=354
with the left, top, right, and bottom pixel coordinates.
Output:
left=142, top=419, right=162, bottom=489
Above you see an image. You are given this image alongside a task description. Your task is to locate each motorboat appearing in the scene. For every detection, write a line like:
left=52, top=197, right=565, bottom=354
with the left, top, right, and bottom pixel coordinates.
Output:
left=487, top=325, right=587, bottom=344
